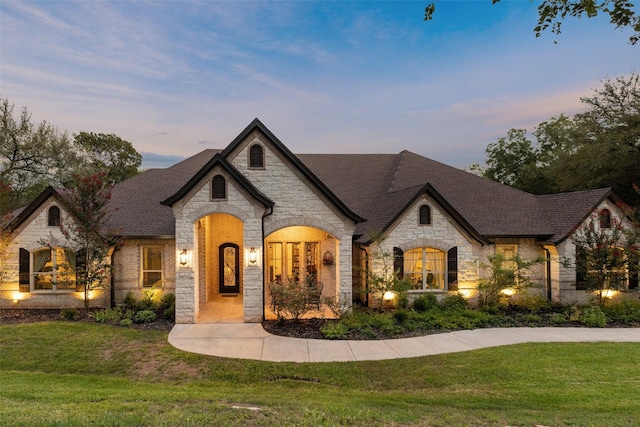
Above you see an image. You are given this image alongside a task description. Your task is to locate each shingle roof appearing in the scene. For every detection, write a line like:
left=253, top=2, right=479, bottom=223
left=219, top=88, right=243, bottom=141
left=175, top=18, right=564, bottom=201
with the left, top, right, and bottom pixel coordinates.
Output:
left=106, top=137, right=613, bottom=244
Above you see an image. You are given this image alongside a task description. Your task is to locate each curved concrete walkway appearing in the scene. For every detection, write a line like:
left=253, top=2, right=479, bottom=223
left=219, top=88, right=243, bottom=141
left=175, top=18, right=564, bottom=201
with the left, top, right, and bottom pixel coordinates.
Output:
left=168, top=324, right=640, bottom=363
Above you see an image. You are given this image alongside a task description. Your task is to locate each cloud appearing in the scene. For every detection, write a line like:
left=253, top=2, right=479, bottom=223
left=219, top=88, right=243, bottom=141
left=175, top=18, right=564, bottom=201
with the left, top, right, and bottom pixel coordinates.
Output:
left=140, top=152, right=185, bottom=170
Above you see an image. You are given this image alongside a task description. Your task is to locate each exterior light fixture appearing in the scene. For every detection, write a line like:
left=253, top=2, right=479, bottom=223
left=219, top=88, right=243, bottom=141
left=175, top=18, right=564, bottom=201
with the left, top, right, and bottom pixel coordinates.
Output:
left=180, top=249, right=188, bottom=266
left=249, top=247, right=257, bottom=264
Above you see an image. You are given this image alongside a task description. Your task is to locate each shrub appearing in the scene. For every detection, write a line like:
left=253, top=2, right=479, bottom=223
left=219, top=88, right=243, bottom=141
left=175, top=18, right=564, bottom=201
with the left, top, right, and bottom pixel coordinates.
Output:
left=269, top=279, right=313, bottom=320
left=572, top=305, right=607, bottom=328
left=412, top=293, right=438, bottom=313
left=134, top=309, right=157, bottom=324
left=91, top=307, right=122, bottom=323
left=442, top=293, right=468, bottom=310
left=60, top=308, right=78, bottom=321
left=510, top=292, right=550, bottom=313
left=603, top=298, right=640, bottom=323
left=549, top=312, right=569, bottom=325
left=119, top=318, right=133, bottom=327
left=392, top=309, right=410, bottom=324
left=321, top=322, right=348, bottom=339
left=123, top=291, right=137, bottom=311
left=159, top=293, right=176, bottom=321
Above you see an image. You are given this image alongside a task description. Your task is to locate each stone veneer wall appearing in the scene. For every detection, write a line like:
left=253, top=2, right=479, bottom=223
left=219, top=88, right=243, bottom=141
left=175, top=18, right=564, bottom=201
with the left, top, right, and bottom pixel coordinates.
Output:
left=1, top=197, right=108, bottom=309
left=111, top=238, right=176, bottom=304
left=380, top=195, right=481, bottom=295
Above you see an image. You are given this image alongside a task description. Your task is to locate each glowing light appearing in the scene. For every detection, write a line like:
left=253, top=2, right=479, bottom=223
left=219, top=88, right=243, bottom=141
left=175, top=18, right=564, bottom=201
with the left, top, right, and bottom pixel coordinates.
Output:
left=501, top=288, right=516, bottom=297
left=179, top=249, right=188, bottom=266
left=249, top=247, right=257, bottom=264
left=601, top=289, right=618, bottom=298
left=383, top=291, right=397, bottom=301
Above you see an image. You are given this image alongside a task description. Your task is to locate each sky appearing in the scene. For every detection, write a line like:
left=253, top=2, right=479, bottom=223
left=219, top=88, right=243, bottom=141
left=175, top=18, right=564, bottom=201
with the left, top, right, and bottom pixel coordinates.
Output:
left=1, top=1, right=638, bottom=170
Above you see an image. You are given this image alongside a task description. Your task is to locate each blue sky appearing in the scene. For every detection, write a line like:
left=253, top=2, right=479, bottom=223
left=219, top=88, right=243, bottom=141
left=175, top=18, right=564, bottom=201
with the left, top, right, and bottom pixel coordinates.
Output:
left=1, top=1, right=637, bottom=169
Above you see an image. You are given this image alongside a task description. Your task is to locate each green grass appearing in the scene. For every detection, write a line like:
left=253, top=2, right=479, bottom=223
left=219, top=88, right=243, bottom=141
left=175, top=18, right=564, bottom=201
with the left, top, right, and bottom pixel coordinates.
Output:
left=2, top=322, right=640, bottom=426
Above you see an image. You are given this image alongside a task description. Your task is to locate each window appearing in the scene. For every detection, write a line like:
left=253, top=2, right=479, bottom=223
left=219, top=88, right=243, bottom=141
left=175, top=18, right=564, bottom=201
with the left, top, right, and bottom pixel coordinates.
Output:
left=48, top=206, right=60, bottom=226
left=419, top=205, right=431, bottom=225
left=599, top=209, right=611, bottom=229
left=267, top=241, right=318, bottom=283
left=32, top=247, right=76, bottom=291
left=141, top=247, right=163, bottom=288
left=249, top=144, right=264, bottom=168
left=404, top=247, right=445, bottom=290
left=496, top=245, right=517, bottom=270
left=212, top=175, right=226, bottom=199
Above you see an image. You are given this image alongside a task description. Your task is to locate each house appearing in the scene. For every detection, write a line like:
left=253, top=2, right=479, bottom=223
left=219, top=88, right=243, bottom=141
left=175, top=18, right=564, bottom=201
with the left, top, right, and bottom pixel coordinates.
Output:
left=2, top=119, right=638, bottom=322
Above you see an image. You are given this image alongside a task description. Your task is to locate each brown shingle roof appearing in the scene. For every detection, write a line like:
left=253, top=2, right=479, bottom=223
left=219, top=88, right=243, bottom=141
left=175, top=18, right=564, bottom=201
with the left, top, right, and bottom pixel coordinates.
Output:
left=107, top=143, right=612, bottom=244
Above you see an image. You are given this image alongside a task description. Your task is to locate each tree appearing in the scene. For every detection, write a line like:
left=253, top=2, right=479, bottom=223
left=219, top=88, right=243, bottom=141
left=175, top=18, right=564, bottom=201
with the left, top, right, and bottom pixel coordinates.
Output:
left=476, top=252, right=541, bottom=308
left=482, top=73, right=640, bottom=204
left=0, top=97, right=75, bottom=213
left=41, top=173, right=122, bottom=312
left=424, top=0, right=640, bottom=44
left=73, top=132, right=142, bottom=185
left=573, top=209, right=631, bottom=307
left=0, top=214, right=11, bottom=285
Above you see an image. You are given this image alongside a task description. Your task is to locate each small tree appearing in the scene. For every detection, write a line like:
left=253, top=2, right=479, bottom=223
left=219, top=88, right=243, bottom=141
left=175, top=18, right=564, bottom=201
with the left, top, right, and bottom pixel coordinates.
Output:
left=365, top=238, right=412, bottom=310
left=574, top=209, right=634, bottom=307
left=476, top=252, right=541, bottom=308
left=41, top=173, right=121, bottom=312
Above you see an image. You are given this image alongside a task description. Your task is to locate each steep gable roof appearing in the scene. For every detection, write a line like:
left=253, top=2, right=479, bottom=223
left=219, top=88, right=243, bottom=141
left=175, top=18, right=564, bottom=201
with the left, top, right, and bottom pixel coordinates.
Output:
left=161, top=153, right=274, bottom=208
left=537, top=188, right=615, bottom=243
left=6, top=186, right=61, bottom=232
left=222, top=118, right=365, bottom=224
left=103, top=120, right=615, bottom=243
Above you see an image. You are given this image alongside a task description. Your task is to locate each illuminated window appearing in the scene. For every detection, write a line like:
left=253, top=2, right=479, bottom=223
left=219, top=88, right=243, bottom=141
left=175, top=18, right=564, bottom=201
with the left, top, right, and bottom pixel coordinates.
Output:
left=267, top=241, right=318, bottom=283
left=404, top=248, right=445, bottom=290
left=32, top=247, right=76, bottom=291
left=141, top=247, right=163, bottom=288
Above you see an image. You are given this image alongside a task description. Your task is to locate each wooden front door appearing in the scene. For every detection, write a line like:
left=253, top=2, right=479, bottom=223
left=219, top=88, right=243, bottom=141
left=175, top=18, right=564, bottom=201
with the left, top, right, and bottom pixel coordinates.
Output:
left=219, top=243, right=240, bottom=294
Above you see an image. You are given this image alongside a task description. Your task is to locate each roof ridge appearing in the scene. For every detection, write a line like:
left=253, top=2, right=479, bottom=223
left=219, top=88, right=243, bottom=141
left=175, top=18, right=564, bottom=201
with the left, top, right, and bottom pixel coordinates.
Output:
left=388, top=151, right=409, bottom=194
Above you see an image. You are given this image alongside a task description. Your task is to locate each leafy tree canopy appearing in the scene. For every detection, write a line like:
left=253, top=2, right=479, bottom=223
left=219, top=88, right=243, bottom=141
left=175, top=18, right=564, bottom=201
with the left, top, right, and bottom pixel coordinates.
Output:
left=0, top=97, right=142, bottom=214
left=482, top=73, right=640, bottom=204
left=425, top=0, right=640, bottom=44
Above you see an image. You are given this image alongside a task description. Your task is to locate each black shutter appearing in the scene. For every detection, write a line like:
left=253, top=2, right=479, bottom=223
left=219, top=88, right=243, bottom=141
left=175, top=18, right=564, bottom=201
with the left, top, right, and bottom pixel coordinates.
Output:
left=575, top=246, right=587, bottom=290
left=447, top=247, right=458, bottom=291
left=19, top=248, right=30, bottom=292
left=393, top=247, right=404, bottom=280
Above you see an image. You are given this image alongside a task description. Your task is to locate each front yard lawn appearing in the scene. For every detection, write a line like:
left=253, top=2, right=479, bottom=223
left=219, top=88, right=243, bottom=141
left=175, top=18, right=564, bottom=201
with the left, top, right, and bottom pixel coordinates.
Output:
left=1, top=322, right=640, bottom=426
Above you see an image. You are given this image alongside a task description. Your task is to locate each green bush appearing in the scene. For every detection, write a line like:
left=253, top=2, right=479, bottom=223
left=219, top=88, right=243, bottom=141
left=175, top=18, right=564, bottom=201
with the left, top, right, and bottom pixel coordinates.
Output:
left=603, top=299, right=640, bottom=323
left=510, top=292, right=550, bottom=313
left=321, top=322, right=349, bottom=339
left=119, top=318, right=133, bottom=327
left=60, top=308, right=78, bottom=321
left=572, top=305, right=607, bottom=328
left=442, top=293, right=468, bottom=310
left=549, top=312, right=569, bottom=325
left=91, top=307, right=122, bottom=323
left=392, top=309, right=410, bottom=324
left=412, top=293, right=438, bottom=313
left=133, top=309, right=157, bottom=324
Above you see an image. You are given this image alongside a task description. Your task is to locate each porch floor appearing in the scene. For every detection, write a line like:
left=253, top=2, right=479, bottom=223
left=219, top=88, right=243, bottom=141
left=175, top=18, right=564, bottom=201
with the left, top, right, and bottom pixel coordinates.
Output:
left=197, top=294, right=243, bottom=323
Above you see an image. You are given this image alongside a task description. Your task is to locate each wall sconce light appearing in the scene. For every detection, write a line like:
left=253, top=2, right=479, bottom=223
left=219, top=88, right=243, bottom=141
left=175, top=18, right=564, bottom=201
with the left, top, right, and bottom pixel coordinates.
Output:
left=249, top=247, right=257, bottom=264
left=180, top=249, right=188, bottom=266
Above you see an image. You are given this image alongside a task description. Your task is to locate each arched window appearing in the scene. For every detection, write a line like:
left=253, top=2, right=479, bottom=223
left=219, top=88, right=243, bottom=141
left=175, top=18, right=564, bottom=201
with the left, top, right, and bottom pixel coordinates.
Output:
left=249, top=144, right=264, bottom=168
left=48, top=206, right=60, bottom=226
left=599, top=209, right=611, bottom=229
left=212, top=175, right=226, bottom=199
left=419, top=205, right=431, bottom=225
left=404, top=247, right=445, bottom=290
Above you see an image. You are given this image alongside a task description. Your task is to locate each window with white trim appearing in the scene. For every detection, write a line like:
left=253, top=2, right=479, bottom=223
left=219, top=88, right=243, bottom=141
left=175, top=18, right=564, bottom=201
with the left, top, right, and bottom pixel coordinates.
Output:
left=141, top=247, right=163, bottom=288
left=404, top=247, right=445, bottom=290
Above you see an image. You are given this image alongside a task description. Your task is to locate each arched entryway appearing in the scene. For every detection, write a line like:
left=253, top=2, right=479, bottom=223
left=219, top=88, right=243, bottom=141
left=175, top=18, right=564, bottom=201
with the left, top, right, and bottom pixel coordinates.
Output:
left=196, top=213, right=244, bottom=322
left=264, top=226, right=339, bottom=320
